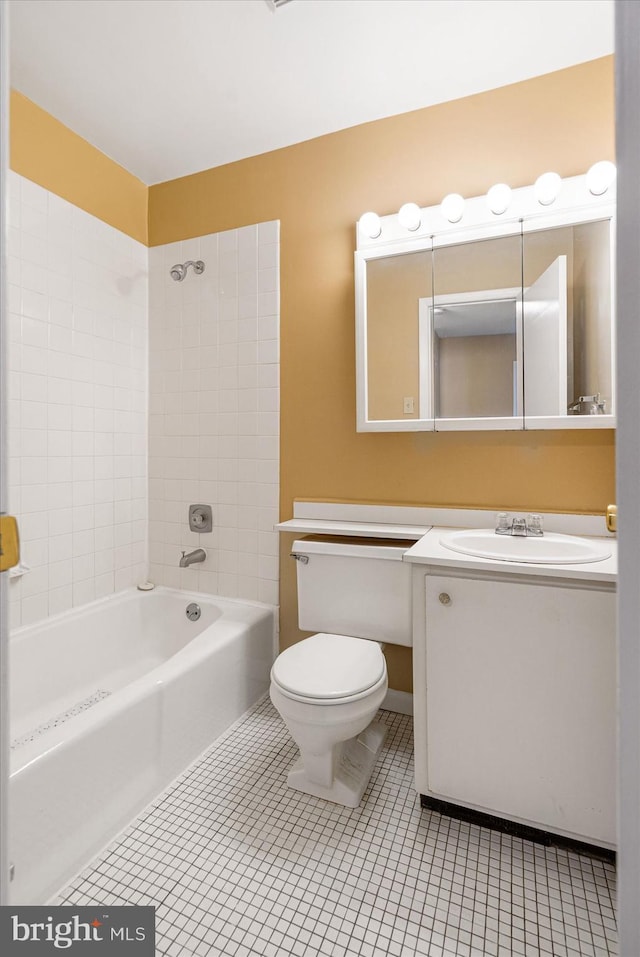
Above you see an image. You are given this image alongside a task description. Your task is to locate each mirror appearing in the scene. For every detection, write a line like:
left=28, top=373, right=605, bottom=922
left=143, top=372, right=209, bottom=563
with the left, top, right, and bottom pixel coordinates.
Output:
left=431, top=233, right=523, bottom=425
left=366, top=250, right=432, bottom=422
left=522, top=219, right=613, bottom=426
left=355, top=174, right=615, bottom=432
left=431, top=296, right=520, bottom=419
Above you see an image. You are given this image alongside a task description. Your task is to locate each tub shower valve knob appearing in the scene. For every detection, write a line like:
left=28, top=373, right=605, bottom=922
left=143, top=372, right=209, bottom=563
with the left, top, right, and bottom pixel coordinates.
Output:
left=189, top=504, right=212, bottom=533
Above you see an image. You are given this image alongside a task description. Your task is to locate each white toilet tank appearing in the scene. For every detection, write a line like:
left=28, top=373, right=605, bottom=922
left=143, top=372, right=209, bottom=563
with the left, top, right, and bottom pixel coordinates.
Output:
left=291, top=538, right=412, bottom=647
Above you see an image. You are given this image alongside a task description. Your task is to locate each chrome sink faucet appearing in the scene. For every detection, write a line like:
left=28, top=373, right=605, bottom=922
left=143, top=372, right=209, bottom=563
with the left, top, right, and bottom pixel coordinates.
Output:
left=495, top=513, right=544, bottom=537
left=179, top=548, right=206, bottom=567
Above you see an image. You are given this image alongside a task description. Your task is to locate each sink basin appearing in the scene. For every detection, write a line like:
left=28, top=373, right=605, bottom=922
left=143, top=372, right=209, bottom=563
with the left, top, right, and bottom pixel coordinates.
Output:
left=439, top=529, right=612, bottom=564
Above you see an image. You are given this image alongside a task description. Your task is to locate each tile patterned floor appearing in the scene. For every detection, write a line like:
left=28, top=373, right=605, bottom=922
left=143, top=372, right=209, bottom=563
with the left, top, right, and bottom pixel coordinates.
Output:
left=56, top=698, right=617, bottom=957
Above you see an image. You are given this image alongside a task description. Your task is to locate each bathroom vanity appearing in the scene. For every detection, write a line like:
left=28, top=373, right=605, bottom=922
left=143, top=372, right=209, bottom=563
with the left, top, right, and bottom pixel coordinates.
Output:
left=277, top=502, right=617, bottom=849
left=405, top=528, right=617, bottom=850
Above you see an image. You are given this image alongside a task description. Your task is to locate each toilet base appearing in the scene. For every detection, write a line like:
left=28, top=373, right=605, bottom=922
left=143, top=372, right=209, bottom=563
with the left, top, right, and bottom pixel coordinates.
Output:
left=287, top=720, right=386, bottom=808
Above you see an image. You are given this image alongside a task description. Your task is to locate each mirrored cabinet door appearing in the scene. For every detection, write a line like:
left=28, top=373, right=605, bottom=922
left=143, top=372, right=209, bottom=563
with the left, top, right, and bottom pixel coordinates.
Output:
left=431, top=233, right=523, bottom=430
left=364, top=249, right=434, bottom=428
left=522, top=218, right=613, bottom=427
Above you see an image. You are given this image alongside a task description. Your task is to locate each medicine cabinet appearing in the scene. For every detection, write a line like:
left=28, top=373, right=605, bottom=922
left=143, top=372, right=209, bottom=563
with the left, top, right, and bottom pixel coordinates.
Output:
left=355, top=174, right=615, bottom=432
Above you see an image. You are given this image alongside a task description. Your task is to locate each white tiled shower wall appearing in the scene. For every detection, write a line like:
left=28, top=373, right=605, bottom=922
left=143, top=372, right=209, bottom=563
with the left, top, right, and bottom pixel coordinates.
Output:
left=6, top=175, right=280, bottom=625
left=7, top=172, right=148, bottom=627
left=147, top=223, right=280, bottom=605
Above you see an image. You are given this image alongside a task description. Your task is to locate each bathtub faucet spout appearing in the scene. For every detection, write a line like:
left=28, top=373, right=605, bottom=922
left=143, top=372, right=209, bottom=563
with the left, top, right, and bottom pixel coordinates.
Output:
left=179, top=548, right=206, bottom=568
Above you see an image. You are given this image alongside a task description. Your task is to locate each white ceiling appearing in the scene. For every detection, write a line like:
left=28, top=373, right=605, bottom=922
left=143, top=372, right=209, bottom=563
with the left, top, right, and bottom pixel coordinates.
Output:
left=9, top=0, right=614, bottom=186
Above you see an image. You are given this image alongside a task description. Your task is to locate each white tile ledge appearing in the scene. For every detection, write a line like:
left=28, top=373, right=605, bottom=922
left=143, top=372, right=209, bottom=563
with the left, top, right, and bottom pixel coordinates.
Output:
left=281, top=502, right=613, bottom=539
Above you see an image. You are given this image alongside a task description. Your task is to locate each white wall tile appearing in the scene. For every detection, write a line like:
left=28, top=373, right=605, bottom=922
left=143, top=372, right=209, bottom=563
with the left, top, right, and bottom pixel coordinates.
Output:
left=8, top=174, right=148, bottom=627
left=148, top=222, right=279, bottom=605
left=48, top=585, right=73, bottom=617
left=10, top=184, right=276, bottom=626
left=21, top=593, right=49, bottom=626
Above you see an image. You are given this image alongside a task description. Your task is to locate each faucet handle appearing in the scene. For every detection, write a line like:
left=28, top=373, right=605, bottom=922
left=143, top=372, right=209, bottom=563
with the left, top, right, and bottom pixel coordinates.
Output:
left=527, top=514, right=544, bottom=536
left=495, top=512, right=510, bottom=534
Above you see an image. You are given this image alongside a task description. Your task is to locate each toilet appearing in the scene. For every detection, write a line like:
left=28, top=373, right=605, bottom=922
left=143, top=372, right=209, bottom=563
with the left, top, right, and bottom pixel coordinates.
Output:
left=270, top=537, right=412, bottom=807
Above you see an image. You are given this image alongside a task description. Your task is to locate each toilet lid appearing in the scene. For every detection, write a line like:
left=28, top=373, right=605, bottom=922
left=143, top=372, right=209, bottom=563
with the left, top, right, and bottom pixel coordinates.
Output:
left=271, top=633, right=386, bottom=700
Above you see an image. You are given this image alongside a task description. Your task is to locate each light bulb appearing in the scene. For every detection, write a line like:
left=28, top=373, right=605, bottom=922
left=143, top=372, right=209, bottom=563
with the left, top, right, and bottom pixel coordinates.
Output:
left=534, top=172, right=561, bottom=206
left=398, top=202, right=422, bottom=231
left=358, top=211, right=382, bottom=239
left=441, top=193, right=465, bottom=223
left=486, top=183, right=512, bottom=215
left=586, top=160, right=616, bottom=196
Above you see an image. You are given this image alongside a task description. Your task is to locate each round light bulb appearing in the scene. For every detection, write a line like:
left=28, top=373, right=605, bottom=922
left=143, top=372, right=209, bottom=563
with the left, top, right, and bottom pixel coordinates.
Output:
left=398, top=202, right=422, bottom=231
left=440, top=193, right=465, bottom=223
left=358, top=211, right=382, bottom=239
left=586, top=160, right=616, bottom=196
left=534, top=172, right=562, bottom=206
left=486, top=183, right=512, bottom=215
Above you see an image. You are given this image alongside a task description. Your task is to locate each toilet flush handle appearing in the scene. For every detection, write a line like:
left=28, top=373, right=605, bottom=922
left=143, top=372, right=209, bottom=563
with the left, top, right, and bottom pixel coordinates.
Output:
left=291, top=553, right=309, bottom=564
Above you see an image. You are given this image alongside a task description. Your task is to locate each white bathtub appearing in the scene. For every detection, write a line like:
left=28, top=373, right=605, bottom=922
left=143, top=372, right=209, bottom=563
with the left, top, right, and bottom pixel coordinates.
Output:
left=8, top=586, right=276, bottom=904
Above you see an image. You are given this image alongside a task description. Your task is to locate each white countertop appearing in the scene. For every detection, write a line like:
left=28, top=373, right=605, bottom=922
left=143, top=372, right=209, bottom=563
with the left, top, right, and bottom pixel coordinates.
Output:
left=403, top=527, right=617, bottom=585
left=275, top=518, right=430, bottom=540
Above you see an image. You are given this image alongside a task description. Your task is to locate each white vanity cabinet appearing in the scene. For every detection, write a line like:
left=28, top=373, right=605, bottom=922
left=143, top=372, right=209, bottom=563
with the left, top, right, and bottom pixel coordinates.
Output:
left=414, top=568, right=616, bottom=848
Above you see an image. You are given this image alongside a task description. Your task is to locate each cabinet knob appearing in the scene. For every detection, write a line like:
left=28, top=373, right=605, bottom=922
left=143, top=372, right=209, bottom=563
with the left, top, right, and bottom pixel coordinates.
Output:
left=439, top=592, right=452, bottom=606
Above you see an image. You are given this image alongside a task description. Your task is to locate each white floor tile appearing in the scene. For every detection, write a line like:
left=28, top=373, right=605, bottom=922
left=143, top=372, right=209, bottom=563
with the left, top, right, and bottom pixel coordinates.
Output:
left=56, top=699, right=617, bottom=956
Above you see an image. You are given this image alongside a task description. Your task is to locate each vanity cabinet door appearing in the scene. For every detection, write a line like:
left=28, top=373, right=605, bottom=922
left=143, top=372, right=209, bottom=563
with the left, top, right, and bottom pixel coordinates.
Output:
left=424, top=573, right=616, bottom=845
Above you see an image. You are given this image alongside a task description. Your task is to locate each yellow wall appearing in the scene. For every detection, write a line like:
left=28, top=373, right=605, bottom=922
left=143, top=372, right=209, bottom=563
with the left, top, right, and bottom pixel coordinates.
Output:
left=10, top=58, right=616, bottom=692
left=150, top=57, right=615, bottom=692
left=10, top=90, right=147, bottom=244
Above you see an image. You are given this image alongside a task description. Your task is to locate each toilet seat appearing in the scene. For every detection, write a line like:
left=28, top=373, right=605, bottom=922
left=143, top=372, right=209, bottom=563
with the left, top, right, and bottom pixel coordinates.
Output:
left=271, top=633, right=386, bottom=704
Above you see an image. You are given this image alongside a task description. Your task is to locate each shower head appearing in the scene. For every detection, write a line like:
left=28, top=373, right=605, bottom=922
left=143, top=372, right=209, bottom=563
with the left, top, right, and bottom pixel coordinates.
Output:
left=170, top=260, right=205, bottom=282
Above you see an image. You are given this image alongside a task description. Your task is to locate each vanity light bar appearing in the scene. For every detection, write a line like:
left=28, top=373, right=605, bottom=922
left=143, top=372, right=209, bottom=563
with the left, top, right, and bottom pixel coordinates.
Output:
left=357, top=161, right=616, bottom=246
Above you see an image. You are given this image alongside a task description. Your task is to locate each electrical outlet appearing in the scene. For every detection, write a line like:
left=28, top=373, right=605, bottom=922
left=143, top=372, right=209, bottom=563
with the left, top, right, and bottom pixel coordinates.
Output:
left=403, top=396, right=415, bottom=414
